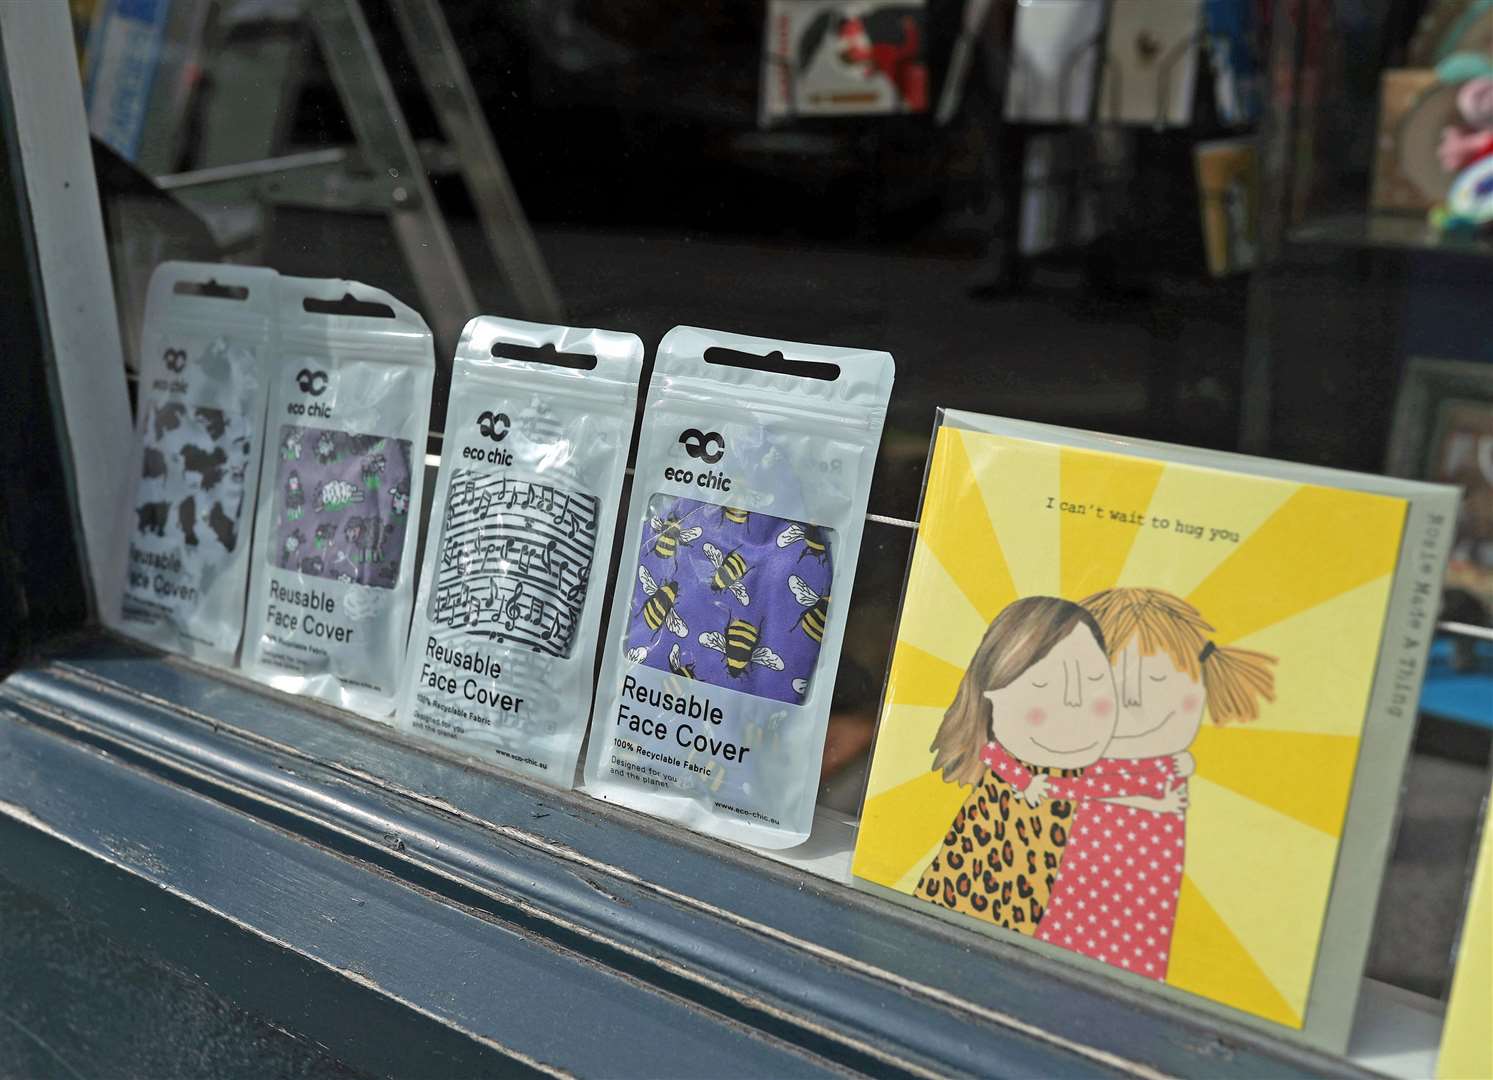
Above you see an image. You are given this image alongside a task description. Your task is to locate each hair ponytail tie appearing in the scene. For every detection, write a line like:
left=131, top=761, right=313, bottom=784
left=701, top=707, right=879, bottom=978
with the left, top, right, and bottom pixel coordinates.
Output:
left=1198, top=641, right=1217, bottom=663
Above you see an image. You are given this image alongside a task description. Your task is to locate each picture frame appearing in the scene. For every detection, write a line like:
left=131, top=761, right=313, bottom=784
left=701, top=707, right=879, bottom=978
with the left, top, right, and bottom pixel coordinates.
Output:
left=1387, top=357, right=1493, bottom=629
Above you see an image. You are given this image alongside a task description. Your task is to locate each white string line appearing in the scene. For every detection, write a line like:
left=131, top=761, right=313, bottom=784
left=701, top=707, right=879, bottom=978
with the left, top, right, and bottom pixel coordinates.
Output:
left=118, top=372, right=1493, bottom=642
left=1438, top=620, right=1493, bottom=643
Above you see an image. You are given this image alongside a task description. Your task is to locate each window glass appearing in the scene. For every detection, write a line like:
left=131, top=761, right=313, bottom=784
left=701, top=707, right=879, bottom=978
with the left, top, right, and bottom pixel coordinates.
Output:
left=69, top=0, right=1492, bottom=1010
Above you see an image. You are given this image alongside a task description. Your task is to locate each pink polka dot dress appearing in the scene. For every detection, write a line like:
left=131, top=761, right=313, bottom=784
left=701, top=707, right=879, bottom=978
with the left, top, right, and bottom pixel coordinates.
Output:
left=1034, top=756, right=1185, bottom=980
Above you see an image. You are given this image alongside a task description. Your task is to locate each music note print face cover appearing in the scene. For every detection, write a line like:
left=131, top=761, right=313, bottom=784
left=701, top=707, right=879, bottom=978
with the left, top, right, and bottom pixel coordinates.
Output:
left=429, top=470, right=598, bottom=657
left=396, top=316, right=644, bottom=787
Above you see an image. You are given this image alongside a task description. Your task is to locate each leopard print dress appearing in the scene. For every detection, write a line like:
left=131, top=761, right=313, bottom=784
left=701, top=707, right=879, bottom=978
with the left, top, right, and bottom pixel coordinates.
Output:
left=915, top=762, right=1083, bottom=933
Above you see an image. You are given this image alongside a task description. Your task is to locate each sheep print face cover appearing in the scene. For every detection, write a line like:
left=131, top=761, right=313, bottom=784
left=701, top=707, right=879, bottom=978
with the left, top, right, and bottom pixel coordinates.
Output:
left=396, top=317, right=642, bottom=786
left=243, top=278, right=434, bottom=718
left=268, top=425, right=414, bottom=588
left=110, top=262, right=277, bottom=666
left=586, top=326, right=893, bottom=848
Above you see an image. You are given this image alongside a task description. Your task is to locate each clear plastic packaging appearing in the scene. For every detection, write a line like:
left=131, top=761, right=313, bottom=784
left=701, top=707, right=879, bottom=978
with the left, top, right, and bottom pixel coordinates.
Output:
left=242, top=277, right=434, bottom=718
left=108, top=261, right=278, bottom=665
left=396, top=315, right=643, bottom=785
left=585, top=325, right=894, bottom=848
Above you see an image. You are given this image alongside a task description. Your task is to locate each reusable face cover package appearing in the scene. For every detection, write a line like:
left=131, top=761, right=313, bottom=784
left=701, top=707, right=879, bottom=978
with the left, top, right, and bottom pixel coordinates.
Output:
left=243, top=277, right=434, bottom=717
left=585, top=326, right=894, bottom=848
left=396, top=316, right=643, bottom=784
left=109, top=261, right=278, bottom=665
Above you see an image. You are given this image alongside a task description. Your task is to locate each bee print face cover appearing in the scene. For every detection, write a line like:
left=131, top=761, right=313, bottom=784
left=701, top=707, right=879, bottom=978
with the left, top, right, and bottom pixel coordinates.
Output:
left=627, top=496, right=834, bottom=706
left=587, top=326, right=894, bottom=849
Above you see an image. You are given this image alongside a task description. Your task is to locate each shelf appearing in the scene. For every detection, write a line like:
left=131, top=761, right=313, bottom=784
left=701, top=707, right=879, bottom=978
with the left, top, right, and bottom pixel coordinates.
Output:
left=0, top=635, right=1396, bottom=1078
left=1287, top=213, right=1493, bottom=260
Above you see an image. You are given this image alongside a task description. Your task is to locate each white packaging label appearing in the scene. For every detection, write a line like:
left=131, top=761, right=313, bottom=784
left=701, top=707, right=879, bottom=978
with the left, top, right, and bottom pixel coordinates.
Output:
left=109, top=262, right=277, bottom=666
left=243, top=278, right=434, bottom=718
left=397, top=316, right=642, bottom=784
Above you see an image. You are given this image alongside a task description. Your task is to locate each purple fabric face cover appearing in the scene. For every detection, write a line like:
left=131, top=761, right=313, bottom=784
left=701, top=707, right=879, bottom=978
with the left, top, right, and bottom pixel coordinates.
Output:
left=625, top=495, right=834, bottom=705
left=269, top=424, right=413, bottom=590
left=586, top=324, right=893, bottom=850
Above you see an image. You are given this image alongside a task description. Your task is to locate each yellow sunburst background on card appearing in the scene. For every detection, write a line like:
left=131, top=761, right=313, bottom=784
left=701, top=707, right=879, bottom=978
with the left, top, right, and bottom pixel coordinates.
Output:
left=851, top=427, right=1408, bottom=1029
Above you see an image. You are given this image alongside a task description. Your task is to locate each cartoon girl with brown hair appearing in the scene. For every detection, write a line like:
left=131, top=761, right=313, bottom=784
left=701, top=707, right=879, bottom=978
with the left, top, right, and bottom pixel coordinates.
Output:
left=916, top=597, right=1121, bottom=932
left=1032, top=587, right=1277, bottom=980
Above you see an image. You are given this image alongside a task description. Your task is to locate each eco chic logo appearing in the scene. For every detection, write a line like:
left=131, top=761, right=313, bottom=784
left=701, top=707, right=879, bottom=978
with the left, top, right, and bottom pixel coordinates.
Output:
left=163, top=348, right=187, bottom=374
left=679, top=428, right=725, bottom=464
left=476, top=410, right=511, bottom=442
left=295, top=369, right=329, bottom=396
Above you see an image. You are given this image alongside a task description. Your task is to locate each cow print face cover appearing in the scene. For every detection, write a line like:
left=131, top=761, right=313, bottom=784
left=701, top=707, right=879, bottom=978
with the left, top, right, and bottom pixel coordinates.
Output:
left=111, top=263, right=278, bottom=667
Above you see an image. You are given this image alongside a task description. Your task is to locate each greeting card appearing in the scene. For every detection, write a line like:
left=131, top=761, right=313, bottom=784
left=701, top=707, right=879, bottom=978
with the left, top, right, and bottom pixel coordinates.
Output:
left=1004, top=0, right=1105, bottom=124
left=1099, top=0, right=1203, bottom=127
left=1437, top=783, right=1491, bottom=1079
left=853, top=413, right=1458, bottom=1051
left=759, top=0, right=928, bottom=124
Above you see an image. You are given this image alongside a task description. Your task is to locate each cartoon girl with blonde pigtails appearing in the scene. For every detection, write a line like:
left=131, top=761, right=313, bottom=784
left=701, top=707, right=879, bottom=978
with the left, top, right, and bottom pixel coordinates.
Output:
left=1030, top=588, right=1278, bottom=980
left=916, top=597, right=1121, bottom=932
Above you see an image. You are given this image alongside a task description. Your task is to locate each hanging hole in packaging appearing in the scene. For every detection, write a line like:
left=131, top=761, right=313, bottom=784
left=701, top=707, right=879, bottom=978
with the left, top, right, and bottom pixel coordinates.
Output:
left=302, top=293, right=398, bottom=319
left=703, top=346, right=841, bottom=382
left=172, top=279, right=250, bottom=301
left=492, top=340, right=599, bottom=372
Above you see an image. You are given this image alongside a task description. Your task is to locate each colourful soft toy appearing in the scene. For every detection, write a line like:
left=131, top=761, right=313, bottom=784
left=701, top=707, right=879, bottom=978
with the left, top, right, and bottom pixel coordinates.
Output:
left=1432, top=55, right=1493, bottom=233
